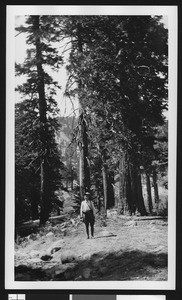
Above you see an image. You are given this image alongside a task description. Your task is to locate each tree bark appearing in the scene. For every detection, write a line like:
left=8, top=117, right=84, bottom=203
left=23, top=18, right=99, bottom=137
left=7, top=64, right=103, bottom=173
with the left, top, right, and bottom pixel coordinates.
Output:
left=71, top=167, right=74, bottom=190
left=102, top=163, right=108, bottom=215
left=137, top=173, right=147, bottom=216
left=77, top=24, right=90, bottom=198
left=129, top=164, right=147, bottom=216
left=118, top=152, right=128, bottom=214
left=79, top=146, right=84, bottom=199
left=126, top=166, right=133, bottom=213
left=78, top=112, right=90, bottom=198
left=107, top=171, right=115, bottom=209
left=30, top=188, right=39, bottom=220
left=39, top=160, right=50, bottom=225
left=152, top=168, right=159, bottom=207
left=129, top=165, right=138, bottom=215
left=146, top=172, right=153, bottom=214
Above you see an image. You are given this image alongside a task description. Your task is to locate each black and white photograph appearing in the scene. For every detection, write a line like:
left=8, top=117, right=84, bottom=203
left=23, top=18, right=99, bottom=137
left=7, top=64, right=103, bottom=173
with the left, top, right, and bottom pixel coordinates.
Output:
left=5, top=5, right=177, bottom=290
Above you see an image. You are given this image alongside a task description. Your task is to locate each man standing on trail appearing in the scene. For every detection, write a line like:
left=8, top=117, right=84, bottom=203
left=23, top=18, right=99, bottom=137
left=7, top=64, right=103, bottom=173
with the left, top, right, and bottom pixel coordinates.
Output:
left=80, top=191, right=95, bottom=239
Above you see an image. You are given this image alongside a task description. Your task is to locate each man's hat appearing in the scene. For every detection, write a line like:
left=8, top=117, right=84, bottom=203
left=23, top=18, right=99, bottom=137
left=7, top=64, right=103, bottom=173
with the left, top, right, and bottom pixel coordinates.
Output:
left=85, top=191, right=90, bottom=195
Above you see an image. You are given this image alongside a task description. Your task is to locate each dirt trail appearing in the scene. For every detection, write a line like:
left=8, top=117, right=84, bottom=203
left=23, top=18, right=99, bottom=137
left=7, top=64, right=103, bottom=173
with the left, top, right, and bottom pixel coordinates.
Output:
left=15, top=212, right=168, bottom=281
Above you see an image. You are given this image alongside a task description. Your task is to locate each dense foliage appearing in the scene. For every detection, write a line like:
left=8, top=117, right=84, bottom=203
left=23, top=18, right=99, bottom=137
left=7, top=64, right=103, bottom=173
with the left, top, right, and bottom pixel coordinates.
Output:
left=15, top=15, right=168, bottom=226
left=62, top=15, right=168, bottom=214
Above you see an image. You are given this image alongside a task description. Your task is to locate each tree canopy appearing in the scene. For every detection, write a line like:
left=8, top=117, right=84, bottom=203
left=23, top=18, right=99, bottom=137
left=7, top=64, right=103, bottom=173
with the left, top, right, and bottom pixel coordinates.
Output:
left=15, top=15, right=168, bottom=224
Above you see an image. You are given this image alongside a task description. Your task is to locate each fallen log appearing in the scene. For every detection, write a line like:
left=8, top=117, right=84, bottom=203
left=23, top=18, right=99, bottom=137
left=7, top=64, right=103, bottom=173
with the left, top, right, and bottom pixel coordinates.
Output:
left=133, top=216, right=167, bottom=221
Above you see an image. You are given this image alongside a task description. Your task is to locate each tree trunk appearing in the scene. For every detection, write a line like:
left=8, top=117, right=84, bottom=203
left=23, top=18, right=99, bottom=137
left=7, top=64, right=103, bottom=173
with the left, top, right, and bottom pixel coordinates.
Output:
left=107, top=171, right=115, bottom=209
left=79, top=148, right=84, bottom=199
left=137, top=173, right=147, bottom=216
left=71, top=175, right=74, bottom=190
left=146, top=172, right=153, bottom=214
left=118, top=152, right=128, bottom=214
left=129, top=164, right=147, bottom=216
left=126, top=166, right=133, bottom=213
left=79, top=112, right=90, bottom=198
left=129, top=165, right=138, bottom=215
left=95, top=178, right=102, bottom=213
left=77, top=24, right=90, bottom=199
left=30, top=188, right=39, bottom=220
left=39, top=160, right=50, bottom=225
left=34, top=16, right=50, bottom=226
left=152, top=168, right=159, bottom=207
left=82, top=114, right=90, bottom=190
left=102, top=163, right=108, bottom=214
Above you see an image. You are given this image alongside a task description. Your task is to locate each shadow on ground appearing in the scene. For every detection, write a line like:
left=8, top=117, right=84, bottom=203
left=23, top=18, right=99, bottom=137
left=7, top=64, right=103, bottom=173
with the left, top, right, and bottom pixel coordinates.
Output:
left=15, top=249, right=167, bottom=281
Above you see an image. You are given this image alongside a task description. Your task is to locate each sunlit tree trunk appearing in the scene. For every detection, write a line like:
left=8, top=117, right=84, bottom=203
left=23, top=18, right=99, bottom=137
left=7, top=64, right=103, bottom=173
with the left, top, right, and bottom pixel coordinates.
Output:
left=137, top=173, right=147, bottom=216
left=78, top=111, right=90, bottom=198
left=77, top=24, right=90, bottom=199
left=118, top=152, right=128, bottom=214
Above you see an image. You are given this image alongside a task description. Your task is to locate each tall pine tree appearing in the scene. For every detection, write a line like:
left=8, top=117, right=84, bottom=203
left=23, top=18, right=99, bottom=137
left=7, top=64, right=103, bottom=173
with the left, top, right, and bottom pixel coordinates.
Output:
left=15, top=16, right=63, bottom=225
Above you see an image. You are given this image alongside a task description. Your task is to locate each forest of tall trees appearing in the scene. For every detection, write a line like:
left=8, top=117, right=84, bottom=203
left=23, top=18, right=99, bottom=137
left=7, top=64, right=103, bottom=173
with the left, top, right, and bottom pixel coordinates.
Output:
left=15, top=15, right=168, bottom=227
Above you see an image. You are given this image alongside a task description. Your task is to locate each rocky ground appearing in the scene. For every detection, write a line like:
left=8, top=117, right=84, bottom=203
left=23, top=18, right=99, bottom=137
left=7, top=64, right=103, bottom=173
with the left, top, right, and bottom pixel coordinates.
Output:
left=15, top=208, right=168, bottom=281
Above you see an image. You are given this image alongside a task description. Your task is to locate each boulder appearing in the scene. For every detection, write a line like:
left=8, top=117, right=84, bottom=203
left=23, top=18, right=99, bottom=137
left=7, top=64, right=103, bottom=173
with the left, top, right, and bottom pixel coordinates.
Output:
left=40, top=254, right=52, bottom=261
left=27, top=257, right=42, bottom=264
left=51, top=247, right=62, bottom=254
left=27, top=233, right=37, bottom=240
left=61, top=228, right=68, bottom=236
left=82, top=253, right=92, bottom=261
left=61, top=250, right=76, bottom=264
left=29, top=250, right=40, bottom=258
left=82, top=268, right=92, bottom=279
left=70, top=218, right=76, bottom=225
left=51, top=251, right=62, bottom=263
left=150, top=220, right=156, bottom=225
left=124, top=220, right=137, bottom=227
left=46, top=232, right=54, bottom=237
left=100, top=230, right=116, bottom=237
left=39, top=239, right=64, bottom=261
left=152, top=245, right=164, bottom=253
left=107, top=210, right=118, bottom=218
left=45, top=262, right=77, bottom=280
left=47, top=239, right=65, bottom=255
left=75, top=275, right=82, bottom=281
